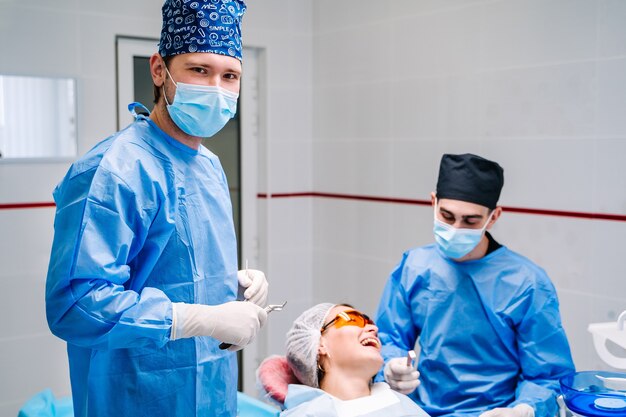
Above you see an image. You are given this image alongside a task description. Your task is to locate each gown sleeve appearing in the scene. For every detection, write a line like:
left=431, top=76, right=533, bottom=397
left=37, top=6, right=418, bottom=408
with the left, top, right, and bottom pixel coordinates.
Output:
left=375, top=252, right=420, bottom=380
left=509, top=276, right=575, bottom=417
left=46, top=164, right=174, bottom=350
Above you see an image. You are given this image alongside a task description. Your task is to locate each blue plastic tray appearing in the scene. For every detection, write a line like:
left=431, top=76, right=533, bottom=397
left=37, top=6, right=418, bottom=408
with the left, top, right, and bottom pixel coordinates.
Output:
left=560, top=371, right=626, bottom=417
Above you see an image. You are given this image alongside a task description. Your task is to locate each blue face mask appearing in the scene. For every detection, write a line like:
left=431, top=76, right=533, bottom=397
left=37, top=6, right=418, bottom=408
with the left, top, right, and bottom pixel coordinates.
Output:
left=433, top=202, right=494, bottom=259
left=164, top=67, right=238, bottom=138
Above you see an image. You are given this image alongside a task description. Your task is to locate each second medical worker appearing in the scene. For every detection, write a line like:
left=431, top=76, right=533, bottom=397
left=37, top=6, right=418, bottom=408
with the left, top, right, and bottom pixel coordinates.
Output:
left=45, top=1, right=268, bottom=416
left=376, top=153, right=574, bottom=417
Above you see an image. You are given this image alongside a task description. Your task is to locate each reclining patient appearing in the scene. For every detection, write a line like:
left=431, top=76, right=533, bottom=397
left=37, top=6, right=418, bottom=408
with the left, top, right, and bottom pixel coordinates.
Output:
left=281, top=303, right=430, bottom=416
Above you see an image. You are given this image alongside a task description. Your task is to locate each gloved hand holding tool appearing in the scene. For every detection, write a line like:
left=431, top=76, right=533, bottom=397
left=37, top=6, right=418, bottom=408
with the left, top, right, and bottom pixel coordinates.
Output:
left=218, top=301, right=287, bottom=350
left=237, top=266, right=269, bottom=307
left=170, top=300, right=267, bottom=351
left=170, top=261, right=271, bottom=351
left=384, top=350, right=420, bottom=395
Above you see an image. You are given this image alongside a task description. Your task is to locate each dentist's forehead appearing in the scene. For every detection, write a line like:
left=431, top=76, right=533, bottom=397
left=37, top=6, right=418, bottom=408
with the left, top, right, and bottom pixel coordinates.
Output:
left=437, top=198, right=490, bottom=217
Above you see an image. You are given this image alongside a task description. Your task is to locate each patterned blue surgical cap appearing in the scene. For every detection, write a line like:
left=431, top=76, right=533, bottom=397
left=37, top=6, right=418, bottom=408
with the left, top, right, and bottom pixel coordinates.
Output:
left=159, top=0, right=246, bottom=61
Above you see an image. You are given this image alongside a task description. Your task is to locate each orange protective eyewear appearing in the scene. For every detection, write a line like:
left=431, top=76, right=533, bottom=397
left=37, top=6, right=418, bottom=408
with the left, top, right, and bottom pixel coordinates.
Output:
left=321, top=310, right=375, bottom=334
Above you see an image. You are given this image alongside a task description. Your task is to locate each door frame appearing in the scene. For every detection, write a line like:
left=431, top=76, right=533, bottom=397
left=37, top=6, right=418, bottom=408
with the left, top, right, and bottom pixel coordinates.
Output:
left=115, top=36, right=158, bottom=129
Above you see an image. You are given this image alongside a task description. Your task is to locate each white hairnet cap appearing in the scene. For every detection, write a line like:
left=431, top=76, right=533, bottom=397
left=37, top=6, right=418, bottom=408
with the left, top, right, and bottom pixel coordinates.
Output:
left=285, top=303, right=336, bottom=388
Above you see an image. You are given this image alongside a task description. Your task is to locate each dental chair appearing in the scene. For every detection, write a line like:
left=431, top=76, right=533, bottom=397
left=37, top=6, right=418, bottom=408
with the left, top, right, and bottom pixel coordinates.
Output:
left=256, top=355, right=301, bottom=410
left=236, top=391, right=280, bottom=417
left=18, top=389, right=73, bottom=417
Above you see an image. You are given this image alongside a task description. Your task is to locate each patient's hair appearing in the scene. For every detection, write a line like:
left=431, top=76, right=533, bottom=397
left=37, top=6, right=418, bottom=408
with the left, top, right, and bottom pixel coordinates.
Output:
left=285, top=302, right=354, bottom=388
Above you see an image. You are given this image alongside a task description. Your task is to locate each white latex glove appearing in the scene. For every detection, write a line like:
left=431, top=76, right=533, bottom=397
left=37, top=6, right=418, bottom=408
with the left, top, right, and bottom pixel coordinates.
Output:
left=479, top=404, right=534, bottom=417
left=384, top=357, right=421, bottom=395
left=237, top=269, right=268, bottom=306
left=170, top=301, right=267, bottom=348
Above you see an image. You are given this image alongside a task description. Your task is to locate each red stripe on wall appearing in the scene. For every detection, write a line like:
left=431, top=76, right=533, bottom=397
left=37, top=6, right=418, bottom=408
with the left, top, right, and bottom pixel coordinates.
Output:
left=3, top=194, right=626, bottom=222
left=258, top=191, right=431, bottom=205
left=0, top=202, right=56, bottom=210
left=501, top=206, right=626, bottom=222
left=257, top=192, right=626, bottom=222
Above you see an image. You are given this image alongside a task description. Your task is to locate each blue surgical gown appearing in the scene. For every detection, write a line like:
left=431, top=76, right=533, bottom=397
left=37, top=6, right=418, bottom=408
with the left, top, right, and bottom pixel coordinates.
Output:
left=45, top=109, right=239, bottom=417
left=375, top=244, right=574, bottom=417
left=281, top=382, right=430, bottom=417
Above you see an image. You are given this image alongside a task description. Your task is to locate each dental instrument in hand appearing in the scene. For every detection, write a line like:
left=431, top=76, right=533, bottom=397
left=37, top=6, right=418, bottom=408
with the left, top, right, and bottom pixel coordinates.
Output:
left=236, top=259, right=249, bottom=301
left=407, top=350, right=416, bottom=368
left=219, top=301, right=287, bottom=350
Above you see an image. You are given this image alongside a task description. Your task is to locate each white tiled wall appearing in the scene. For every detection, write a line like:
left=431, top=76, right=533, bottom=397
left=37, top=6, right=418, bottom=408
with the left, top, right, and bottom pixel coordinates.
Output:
left=311, top=0, right=626, bottom=375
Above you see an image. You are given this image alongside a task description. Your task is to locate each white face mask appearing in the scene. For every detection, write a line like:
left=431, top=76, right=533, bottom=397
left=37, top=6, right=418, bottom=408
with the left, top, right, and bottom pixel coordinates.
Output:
left=432, top=201, right=494, bottom=259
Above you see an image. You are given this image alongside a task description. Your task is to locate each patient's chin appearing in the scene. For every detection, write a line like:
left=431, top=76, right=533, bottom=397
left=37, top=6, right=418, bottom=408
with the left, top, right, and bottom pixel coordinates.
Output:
left=361, top=352, right=384, bottom=377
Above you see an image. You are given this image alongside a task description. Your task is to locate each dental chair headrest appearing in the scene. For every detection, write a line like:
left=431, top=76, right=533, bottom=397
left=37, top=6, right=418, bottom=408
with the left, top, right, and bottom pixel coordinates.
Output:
left=257, top=355, right=301, bottom=407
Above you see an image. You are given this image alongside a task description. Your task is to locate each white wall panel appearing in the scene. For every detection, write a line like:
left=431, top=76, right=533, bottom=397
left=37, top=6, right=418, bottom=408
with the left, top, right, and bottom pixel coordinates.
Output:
left=313, top=22, right=394, bottom=86
left=593, top=139, right=626, bottom=213
left=1, top=275, right=49, bottom=339
left=485, top=138, right=596, bottom=211
left=493, top=214, right=596, bottom=296
left=389, top=205, right=434, bottom=261
left=313, top=84, right=359, bottom=140
left=267, top=198, right=312, bottom=252
left=244, top=0, right=312, bottom=37
left=596, top=58, right=626, bottom=137
left=598, top=0, right=626, bottom=57
left=590, top=221, right=626, bottom=299
left=0, top=335, right=70, bottom=413
left=262, top=248, right=313, bottom=356
left=313, top=0, right=390, bottom=34
left=388, top=0, right=492, bottom=16
left=391, top=77, right=448, bottom=140
left=77, top=15, right=160, bottom=79
left=265, top=87, right=313, bottom=192
left=312, top=140, right=358, bottom=192
left=0, top=5, right=79, bottom=77
left=0, top=209, right=54, bottom=278
left=313, top=199, right=360, bottom=255
left=78, top=1, right=162, bottom=20
left=392, top=8, right=481, bottom=79
left=312, top=248, right=396, bottom=320
left=479, top=63, right=596, bottom=139
left=78, top=76, right=118, bottom=152
left=479, top=0, right=597, bottom=69
left=389, top=141, right=437, bottom=199
left=352, top=141, right=393, bottom=196
left=559, top=290, right=599, bottom=371
left=0, top=164, right=69, bottom=202
left=256, top=33, right=313, bottom=89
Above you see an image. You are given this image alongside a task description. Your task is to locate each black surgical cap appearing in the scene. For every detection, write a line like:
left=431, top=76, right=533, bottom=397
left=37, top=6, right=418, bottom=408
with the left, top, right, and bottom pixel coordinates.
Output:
left=436, top=153, right=504, bottom=209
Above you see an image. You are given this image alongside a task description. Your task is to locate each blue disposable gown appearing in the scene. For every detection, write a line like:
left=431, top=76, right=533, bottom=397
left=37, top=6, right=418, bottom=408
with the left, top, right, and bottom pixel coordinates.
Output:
left=45, top=107, right=239, bottom=417
left=375, top=244, right=574, bottom=417
left=281, top=382, right=431, bottom=417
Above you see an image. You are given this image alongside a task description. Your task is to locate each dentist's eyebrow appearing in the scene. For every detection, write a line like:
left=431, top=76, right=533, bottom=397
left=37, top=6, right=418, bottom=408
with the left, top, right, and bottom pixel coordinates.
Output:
left=440, top=208, right=484, bottom=220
